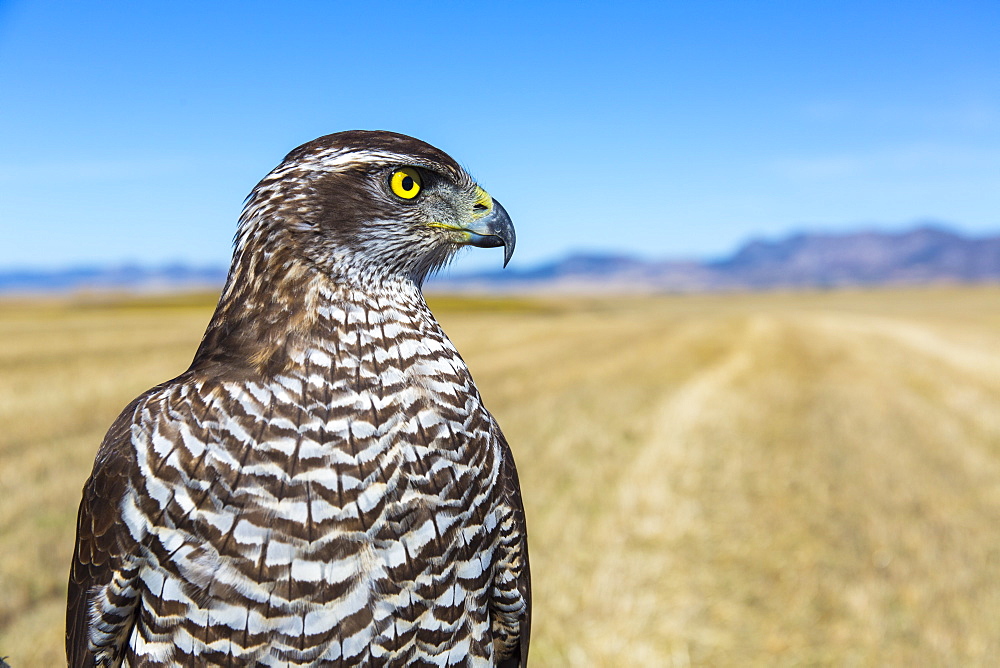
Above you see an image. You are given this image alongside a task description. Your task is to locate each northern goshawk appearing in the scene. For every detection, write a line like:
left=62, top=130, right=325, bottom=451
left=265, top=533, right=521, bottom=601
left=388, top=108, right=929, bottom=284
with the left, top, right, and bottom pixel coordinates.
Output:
left=67, top=131, right=530, bottom=666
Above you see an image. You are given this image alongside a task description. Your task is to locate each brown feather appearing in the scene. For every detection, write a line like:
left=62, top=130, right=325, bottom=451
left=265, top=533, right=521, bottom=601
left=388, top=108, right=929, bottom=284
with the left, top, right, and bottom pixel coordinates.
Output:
left=66, top=131, right=530, bottom=665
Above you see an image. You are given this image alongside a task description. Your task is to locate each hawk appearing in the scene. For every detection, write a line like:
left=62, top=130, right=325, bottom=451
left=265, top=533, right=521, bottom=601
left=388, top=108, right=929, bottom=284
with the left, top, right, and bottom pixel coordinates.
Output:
left=67, top=131, right=530, bottom=666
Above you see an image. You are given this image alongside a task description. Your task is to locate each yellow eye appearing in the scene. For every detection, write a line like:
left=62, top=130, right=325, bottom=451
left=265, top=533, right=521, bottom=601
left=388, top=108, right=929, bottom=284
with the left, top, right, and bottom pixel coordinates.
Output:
left=390, top=167, right=422, bottom=200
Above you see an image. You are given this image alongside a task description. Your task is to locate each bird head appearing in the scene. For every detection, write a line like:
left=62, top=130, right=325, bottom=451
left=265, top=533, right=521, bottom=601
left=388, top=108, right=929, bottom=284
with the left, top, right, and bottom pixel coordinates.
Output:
left=236, top=130, right=515, bottom=288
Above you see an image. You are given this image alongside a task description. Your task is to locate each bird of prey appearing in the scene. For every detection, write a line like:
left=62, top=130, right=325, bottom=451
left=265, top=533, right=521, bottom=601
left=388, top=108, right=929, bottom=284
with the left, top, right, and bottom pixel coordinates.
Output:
left=67, top=131, right=530, bottom=667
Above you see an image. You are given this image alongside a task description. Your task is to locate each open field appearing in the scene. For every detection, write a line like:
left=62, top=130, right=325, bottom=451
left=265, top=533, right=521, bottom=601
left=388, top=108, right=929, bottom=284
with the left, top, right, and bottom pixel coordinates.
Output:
left=3, top=287, right=1000, bottom=665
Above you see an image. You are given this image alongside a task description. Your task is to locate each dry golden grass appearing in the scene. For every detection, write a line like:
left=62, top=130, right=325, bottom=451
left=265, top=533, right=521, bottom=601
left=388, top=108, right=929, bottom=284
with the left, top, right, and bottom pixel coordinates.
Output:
left=3, top=287, right=1000, bottom=665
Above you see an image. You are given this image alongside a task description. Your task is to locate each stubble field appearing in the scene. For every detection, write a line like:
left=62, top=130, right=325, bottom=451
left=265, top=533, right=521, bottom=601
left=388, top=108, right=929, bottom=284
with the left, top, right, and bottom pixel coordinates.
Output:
left=2, top=287, right=1000, bottom=666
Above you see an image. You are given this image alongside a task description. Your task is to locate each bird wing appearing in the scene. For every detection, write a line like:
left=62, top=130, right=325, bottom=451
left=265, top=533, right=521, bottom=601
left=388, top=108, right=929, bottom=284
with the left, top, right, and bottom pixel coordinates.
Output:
left=490, top=423, right=532, bottom=668
left=66, top=394, right=148, bottom=668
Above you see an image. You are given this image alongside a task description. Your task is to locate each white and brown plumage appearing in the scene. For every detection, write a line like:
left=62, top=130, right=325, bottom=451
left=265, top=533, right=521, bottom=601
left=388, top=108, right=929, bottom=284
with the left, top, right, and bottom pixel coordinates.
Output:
left=67, top=131, right=530, bottom=667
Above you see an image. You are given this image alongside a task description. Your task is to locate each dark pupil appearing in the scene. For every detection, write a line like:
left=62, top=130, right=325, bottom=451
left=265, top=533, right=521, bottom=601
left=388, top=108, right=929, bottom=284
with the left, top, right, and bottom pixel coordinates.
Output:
left=402, top=176, right=414, bottom=191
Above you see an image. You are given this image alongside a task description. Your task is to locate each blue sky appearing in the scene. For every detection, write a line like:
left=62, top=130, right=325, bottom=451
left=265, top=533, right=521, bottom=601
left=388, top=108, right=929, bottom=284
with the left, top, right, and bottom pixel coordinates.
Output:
left=1, top=1, right=998, bottom=273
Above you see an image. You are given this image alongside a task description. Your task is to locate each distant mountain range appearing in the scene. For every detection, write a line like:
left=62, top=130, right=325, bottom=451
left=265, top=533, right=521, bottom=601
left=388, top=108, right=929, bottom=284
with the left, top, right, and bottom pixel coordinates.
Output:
left=432, top=225, right=1000, bottom=292
left=0, top=264, right=227, bottom=294
left=4, top=225, right=1000, bottom=294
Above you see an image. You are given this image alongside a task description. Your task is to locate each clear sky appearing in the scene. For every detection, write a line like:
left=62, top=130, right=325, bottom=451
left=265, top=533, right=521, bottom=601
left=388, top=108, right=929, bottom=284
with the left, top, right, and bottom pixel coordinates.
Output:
left=1, top=1, right=998, bottom=273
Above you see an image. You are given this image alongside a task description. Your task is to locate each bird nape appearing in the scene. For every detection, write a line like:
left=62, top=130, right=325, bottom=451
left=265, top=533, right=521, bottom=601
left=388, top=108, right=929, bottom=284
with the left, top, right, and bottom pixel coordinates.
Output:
left=66, top=131, right=530, bottom=667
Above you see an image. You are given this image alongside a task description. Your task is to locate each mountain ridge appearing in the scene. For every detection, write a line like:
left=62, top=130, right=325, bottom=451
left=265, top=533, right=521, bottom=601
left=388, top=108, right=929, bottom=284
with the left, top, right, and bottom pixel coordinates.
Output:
left=432, top=224, right=1000, bottom=292
left=4, top=225, right=1000, bottom=294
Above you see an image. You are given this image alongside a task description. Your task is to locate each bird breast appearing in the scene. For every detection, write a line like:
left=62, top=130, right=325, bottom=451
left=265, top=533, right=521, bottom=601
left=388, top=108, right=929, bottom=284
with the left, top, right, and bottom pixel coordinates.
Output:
left=121, top=288, right=504, bottom=661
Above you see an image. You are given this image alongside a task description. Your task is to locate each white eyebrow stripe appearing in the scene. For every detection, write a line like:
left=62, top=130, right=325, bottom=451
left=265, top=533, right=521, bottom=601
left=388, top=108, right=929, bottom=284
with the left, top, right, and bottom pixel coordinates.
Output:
left=272, top=149, right=439, bottom=176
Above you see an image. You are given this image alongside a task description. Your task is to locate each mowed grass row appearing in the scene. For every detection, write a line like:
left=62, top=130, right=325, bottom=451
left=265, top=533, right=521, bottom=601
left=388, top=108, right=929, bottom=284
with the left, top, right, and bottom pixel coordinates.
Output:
left=2, top=288, right=1000, bottom=665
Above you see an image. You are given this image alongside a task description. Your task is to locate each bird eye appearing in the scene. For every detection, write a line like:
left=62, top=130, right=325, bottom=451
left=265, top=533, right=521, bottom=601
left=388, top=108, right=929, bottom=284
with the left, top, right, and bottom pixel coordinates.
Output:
left=390, top=167, right=422, bottom=200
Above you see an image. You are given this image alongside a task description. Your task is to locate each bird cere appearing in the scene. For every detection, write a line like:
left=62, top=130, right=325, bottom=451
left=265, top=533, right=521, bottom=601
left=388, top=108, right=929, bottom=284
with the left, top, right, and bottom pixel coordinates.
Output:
left=67, top=131, right=530, bottom=666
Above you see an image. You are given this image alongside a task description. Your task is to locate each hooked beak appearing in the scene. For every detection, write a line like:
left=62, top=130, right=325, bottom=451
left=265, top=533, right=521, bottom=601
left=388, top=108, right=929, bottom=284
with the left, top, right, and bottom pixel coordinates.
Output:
left=461, top=197, right=516, bottom=267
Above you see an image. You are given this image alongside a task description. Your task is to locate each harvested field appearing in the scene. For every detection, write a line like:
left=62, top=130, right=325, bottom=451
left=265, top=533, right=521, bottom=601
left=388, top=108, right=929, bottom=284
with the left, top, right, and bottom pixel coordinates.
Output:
left=2, top=287, right=1000, bottom=665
